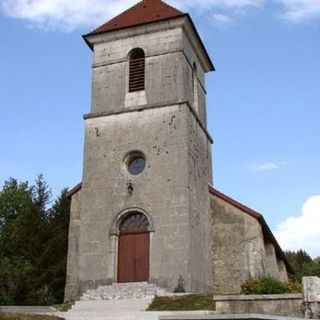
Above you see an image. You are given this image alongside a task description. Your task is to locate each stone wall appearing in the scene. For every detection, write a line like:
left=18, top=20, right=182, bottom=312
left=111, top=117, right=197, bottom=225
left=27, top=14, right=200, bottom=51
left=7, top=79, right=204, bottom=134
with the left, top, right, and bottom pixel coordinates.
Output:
left=88, top=17, right=208, bottom=127
left=75, top=103, right=212, bottom=296
left=303, top=277, right=320, bottom=318
left=214, top=294, right=303, bottom=318
left=186, top=105, right=213, bottom=292
left=210, top=195, right=288, bottom=294
left=211, top=196, right=267, bottom=294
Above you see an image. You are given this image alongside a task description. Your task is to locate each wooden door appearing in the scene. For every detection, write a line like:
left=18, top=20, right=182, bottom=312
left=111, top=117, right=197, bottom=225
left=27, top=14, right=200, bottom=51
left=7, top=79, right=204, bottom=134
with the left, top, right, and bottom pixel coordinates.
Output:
left=118, top=232, right=149, bottom=283
left=117, top=213, right=150, bottom=283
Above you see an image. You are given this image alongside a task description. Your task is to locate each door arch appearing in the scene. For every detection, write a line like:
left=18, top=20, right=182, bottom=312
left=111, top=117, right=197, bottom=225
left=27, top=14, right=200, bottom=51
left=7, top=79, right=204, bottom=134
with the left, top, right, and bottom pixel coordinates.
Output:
left=117, top=212, right=150, bottom=283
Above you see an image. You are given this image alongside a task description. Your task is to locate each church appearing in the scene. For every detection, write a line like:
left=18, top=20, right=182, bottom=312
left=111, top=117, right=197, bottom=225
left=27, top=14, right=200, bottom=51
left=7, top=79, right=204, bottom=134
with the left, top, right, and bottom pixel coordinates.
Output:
left=64, top=0, right=291, bottom=302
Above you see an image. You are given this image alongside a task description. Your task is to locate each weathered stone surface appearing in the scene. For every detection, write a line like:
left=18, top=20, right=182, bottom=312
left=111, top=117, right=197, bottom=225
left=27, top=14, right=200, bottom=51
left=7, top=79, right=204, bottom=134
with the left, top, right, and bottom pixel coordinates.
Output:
left=214, top=294, right=303, bottom=318
left=80, top=282, right=165, bottom=300
left=211, top=196, right=266, bottom=294
left=302, top=277, right=320, bottom=318
left=65, top=13, right=213, bottom=301
left=65, top=1, right=290, bottom=302
left=210, top=195, right=288, bottom=295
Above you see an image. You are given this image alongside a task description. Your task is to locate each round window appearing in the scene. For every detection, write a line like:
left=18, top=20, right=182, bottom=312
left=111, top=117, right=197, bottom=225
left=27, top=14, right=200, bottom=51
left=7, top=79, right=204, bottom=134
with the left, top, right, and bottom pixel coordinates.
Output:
left=125, top=152, right=146, bottom=175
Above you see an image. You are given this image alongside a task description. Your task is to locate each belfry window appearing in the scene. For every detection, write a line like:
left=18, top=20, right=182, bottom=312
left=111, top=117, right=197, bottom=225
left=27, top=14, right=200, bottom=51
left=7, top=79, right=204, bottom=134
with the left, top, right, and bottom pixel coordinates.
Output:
left=129, top=48, right=145, bottom=92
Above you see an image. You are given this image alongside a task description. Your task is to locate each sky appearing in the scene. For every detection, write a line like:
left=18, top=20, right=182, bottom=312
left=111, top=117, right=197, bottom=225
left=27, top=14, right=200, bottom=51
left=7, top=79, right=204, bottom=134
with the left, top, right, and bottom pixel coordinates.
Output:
left=0, top=0, right=319, bottom=257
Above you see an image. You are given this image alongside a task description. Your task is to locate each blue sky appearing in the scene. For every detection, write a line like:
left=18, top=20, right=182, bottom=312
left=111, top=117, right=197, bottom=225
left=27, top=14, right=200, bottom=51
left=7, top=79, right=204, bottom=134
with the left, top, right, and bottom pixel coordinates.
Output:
left=0, top=0, right=319, bottom=257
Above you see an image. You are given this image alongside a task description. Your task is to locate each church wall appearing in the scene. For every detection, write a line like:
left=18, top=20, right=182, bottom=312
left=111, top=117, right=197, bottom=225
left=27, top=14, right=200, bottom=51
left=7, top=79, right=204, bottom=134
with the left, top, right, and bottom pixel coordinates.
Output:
left=278, top=259, right=289, bottom=281
left=210, top=195, right=268, bottom=294
left=77, top=104, right=201, bottom=295
left=181, top=30, right=207, bottom=126
left=91, top=26, right=185, bottom=115
left=70, top=15, right=214, bottom=298
left=65, top=189, right=82, bottom=301
left=265, top=242, right=281, bottom=279
left=89, top=23, right=208, bottom=128
left=186, top=104, right=213, bottom=292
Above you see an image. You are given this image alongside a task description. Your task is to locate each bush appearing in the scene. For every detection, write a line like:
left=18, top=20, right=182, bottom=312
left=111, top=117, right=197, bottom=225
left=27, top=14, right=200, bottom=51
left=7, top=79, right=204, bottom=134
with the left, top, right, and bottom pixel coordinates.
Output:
left=284, top=280, right=302, bottom=293
left=241, top=277, right=301, bottom=295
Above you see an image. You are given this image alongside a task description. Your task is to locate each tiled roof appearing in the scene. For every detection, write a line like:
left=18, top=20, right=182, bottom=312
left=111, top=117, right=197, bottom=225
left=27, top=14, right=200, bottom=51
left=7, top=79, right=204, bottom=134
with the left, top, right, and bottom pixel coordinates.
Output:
left=86, top=0, right=186, bottom=36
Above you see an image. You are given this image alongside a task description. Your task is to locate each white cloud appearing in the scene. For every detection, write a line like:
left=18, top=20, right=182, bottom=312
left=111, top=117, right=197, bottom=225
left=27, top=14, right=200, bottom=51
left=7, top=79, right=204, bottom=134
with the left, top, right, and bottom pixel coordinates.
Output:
left=212, top=13, right=233, bottom=24
left=274, top=195, right=320, bottom=258
left=0, top=0, right=263, bottom=31
left=276, top=0, right=320, bottom=23
left=0, top=0, right=138, bottom=30
left=1, top=0, right=319, bottom=31
left=249, top=161, right=286, bottom=172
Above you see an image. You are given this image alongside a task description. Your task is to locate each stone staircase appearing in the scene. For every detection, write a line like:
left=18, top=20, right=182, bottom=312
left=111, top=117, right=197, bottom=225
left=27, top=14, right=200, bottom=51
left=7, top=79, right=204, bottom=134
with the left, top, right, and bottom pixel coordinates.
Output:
left=81, top=282, right=166, bottom=300
left=57, top=282, right=167, bottom=320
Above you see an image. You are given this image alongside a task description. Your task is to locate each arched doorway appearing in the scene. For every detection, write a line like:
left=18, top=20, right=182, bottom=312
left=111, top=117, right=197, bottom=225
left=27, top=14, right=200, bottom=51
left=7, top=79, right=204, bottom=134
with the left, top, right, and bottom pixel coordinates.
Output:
left=117, top=212, right=150, bottom=283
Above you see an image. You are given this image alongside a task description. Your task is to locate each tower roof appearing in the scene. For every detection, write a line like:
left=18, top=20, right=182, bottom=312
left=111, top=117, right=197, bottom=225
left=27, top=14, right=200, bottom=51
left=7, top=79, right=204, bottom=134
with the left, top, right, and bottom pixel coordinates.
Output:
left=87, top=0, right=186, bottom=36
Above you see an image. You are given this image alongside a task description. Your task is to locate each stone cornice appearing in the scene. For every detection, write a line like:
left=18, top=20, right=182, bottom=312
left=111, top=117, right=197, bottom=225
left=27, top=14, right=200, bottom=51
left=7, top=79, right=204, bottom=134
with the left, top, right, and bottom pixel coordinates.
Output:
left=84, top=100, right=213, bottom=144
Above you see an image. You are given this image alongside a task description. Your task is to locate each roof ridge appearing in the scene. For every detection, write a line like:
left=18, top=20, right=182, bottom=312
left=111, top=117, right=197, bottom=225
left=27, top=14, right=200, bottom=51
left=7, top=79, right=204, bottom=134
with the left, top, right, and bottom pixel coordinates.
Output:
left=88, top=0, right=145, bottom=36
left=85, top=0, right=185, bottom=37
left=155, top=0, right=183, bottom=14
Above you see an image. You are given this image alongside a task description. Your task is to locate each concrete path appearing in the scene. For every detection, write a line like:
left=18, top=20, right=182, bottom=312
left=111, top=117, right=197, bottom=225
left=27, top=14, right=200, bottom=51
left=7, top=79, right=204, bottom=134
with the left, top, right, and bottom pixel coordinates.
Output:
left=54, top=298, right=215, bottom=320
left=0, top=306, right=57, bottom=314
left=159, top=314, right=303, bottom=319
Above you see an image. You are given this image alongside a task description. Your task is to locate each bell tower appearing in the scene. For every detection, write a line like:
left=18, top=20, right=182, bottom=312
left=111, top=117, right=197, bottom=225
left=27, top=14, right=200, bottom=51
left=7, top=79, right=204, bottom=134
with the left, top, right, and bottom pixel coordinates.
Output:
left=65, top=0, right=215, bottom=300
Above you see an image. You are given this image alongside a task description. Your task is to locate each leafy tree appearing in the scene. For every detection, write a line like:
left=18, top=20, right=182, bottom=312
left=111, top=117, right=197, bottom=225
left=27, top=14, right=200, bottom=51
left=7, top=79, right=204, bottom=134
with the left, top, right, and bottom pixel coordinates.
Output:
left=285, top=250, right=320, bottom=281
left=0, top=176, right=70, bottom=305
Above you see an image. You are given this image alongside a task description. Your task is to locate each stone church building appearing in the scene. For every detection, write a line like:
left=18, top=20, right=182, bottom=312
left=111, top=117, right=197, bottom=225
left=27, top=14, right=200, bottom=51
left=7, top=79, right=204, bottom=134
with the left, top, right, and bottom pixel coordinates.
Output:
left=64, top=0, right=291, bottom=301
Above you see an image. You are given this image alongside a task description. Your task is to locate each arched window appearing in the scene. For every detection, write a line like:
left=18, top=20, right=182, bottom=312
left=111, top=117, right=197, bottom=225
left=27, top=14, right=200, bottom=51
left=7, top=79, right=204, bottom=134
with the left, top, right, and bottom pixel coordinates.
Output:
left=119, top=212, right=149, bottom=234
left=129, top=48, right=145, bottom=92
left=192, top=63, right=199, bottom=112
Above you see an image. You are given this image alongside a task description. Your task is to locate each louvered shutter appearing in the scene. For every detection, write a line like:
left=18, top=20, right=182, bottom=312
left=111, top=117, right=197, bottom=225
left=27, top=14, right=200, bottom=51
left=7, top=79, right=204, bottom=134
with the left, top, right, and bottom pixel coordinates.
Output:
left=129, top=49, right=145, bottom=92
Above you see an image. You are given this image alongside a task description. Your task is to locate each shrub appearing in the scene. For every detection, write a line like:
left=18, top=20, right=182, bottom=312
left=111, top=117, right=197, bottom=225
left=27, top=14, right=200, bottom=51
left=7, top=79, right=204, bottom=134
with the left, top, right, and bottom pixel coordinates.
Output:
left=284, top=280, right=302, bottom=293
left=241, top=277, right=301, bottom=295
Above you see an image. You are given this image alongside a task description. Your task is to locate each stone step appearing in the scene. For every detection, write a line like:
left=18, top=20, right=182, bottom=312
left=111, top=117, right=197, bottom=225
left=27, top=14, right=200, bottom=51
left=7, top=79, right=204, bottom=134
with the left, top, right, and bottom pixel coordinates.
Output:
left=80, top=282, right=165, bottom=301
left=63, top=282, right=171, bottom=319
left=59, top=313, right=159, bottom=320
left=58, top=310, right=215, bottom=320
left=72, top=298, right=152, bottom=311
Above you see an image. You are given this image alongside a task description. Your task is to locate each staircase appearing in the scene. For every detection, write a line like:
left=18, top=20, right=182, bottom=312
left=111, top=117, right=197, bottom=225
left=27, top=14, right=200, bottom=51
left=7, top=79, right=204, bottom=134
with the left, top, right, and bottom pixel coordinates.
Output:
left=57, top=282, right=166, bottom=320
left=81, top=282, right=165, bottom=300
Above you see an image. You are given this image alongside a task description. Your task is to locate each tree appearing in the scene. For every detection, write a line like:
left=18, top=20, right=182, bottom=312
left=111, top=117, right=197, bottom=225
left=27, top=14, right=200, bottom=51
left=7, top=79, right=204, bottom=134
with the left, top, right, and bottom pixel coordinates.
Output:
left=285, top=250, right=320, bottom=281
left=0, top=176, right=70, bottom=305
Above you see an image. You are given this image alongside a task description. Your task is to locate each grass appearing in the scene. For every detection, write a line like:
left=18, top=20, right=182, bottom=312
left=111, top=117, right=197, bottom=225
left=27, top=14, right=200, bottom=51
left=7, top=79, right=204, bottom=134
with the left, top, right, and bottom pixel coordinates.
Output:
left=52, top=302, right=73, bottom=312
left=0, top=314, right=63, bottom=320
left=147, top=294, right=215, bottom=311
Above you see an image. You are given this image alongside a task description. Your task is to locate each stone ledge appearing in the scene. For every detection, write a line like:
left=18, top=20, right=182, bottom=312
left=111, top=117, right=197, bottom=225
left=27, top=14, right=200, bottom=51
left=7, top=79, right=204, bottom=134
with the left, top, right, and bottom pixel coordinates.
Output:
left=213, top=294, right=303, bottom=301
left=159, top=314, right=303, bottom=320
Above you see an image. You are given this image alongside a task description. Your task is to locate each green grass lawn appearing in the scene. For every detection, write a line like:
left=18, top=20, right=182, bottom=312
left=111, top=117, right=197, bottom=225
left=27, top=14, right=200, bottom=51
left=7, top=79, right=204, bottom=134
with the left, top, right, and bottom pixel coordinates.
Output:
left=0, top=314, right=63, bottom=320
left=147, top=294, right=215, bottom=311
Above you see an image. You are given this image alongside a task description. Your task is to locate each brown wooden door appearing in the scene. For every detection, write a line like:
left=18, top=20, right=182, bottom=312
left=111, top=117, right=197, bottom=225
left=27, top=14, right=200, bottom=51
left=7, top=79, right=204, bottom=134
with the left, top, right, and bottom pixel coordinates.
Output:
left=118, top=232, right=149, bottom=283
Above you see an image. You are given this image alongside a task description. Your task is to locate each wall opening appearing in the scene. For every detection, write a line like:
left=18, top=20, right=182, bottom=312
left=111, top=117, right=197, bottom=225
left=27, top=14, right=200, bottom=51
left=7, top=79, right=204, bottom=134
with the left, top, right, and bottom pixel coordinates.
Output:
left=117, top=212, right=150, bottom=283
left=129, top=48, right=145, bottom=92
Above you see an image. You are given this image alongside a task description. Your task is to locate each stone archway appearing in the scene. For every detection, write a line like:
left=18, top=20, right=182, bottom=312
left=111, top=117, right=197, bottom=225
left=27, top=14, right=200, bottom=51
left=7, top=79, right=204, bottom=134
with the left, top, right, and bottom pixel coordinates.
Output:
left=117, top=212, right=150, bottom=283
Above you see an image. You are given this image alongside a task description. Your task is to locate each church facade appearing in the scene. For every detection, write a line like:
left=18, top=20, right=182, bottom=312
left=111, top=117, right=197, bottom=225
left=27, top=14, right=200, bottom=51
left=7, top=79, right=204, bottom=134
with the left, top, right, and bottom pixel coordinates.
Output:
left=64, top=0, right=291, bottom=302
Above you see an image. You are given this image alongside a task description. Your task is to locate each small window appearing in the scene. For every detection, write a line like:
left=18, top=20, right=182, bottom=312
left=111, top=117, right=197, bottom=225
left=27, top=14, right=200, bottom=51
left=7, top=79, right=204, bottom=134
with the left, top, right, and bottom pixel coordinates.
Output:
left=129, top=48, right=145, bottom=92
left=124, top=151, right=146, bottom=175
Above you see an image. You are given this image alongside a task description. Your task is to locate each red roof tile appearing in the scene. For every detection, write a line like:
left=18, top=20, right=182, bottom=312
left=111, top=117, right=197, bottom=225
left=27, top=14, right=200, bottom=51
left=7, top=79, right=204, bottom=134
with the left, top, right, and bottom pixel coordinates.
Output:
left=87, top=0, right=186, bottom=36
